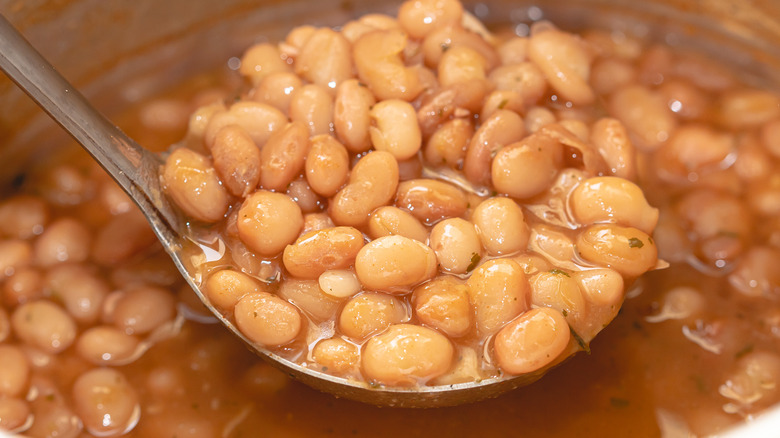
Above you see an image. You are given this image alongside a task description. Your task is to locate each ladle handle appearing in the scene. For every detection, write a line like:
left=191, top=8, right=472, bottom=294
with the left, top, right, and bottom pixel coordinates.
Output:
left=0, top=14, right=179, bottom=235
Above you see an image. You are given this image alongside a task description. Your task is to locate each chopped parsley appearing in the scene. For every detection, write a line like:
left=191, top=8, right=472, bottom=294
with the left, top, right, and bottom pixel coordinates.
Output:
left=549, top=268, right=570, bottom=277
left=570, top=326, right=591, bottom=355
left=610, top=397, right=630, bottom=408
left=735, top=344, right=754, bottom=359
left=497, top=99, right=509, bottom=109
left=466, top=253, right=481, bottom=272
left=628, top=237, right=644, bottom=248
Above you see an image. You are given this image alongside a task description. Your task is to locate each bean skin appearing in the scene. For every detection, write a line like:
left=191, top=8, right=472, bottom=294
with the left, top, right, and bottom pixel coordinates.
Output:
left=395, top=179, right=468, bottom=225
left=413, top=276, right=473, bottom=337
left=162, top=148, right=230, bottom=223
left=338, top=292, right=407, bottom=339
left=355, top=235, right=438, bottom=292
left=234, top=292, right=302, bottom=346
left=362, top=324, right=454, bottom=386
left=211, top=125, right=262, bottom=197
left=283, top=226, right=365, bottom=279
left=570, top=176, right=659, bottom=235
left=305, top=135, right=350, bottom=197
left=576, top=224, right=658, bottom=278
left=260, top=121, right=311, bottom=191
left=464, top=109, right=525, bottom=185
left=237, top=191, right=304, bottom=257
left=466, top=258, right=529, bottom=335
left=334, top=79, right=376, bottom=153
left=494, top=307, right=571, bottom=375
left=330, top=151, right=400, bottom=227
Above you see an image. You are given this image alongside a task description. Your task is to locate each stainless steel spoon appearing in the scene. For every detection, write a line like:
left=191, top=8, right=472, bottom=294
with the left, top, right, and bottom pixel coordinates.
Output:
left=0, top=14, right=555, bottom=407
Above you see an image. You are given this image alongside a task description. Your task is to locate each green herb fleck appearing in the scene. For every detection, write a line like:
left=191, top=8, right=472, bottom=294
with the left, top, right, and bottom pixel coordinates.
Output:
left=497, top=99, right=509, bottom=109
left=562, top=309, right=569, bottom=317
left=441, top=43, right=451, bottom=52
left=628, top=237, right=644, bottom=248
left=735, top=344, right=754, bottom=359
left=466, top=253, right=481, bottom=272
left=253, top=311, right=258, bottom=318
left=570, top=326, right=591, bottom=355
left=549, top=268, right=570, bottom=277
left=610, top=397, right=629, bottom=408
left=692, top=374, right=708, bottom=393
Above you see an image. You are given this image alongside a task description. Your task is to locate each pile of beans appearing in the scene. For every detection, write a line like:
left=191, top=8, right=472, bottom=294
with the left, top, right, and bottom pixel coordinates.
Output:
left=160, top=0, right=660, bottom=387
left=3, top=0, right=780, bottom=435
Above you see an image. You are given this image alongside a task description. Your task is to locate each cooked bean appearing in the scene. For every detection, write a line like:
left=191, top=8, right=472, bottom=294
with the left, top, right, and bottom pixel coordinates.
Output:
left=497, top=36, right=529, bottom=65
left=413, top=276, right=472, bottom=337
left=529, top=224, right=576, bottom=264
left=205, top=269, right=264, bottom=311
left=395, top=179, right=468, bottom=224
left=185, top=101, right=225, bottom=150
left=464, top=109, right=525, bottom=185
left=295, top=28, right=353, bottom=91
left=260, top=121, right=311, bottom=191
left=32, top=217, right=91, bottom=267
left=278, top=279, right=340, bottom=321
left=237, top=190, right=304, bottom=256
left=0, top=239, right=32, bottom=277
left=589, top=118, right=636, bottom=179
left=429, top=218, right=481, bottom=274
left=211, top=125, right=261, bottom=197
left=677, top=190, right=751, bottom=241
left=590, top=58, right=637, bottom=95
left=11, top=301, right=76, bottom=353
left=362, top=324, right=454, bottom=385
left=0, top=397, right=30, bottom=433
left=289, top=84, right=334, bottom=136
left=728, top=246, right=780, bottom=299
left=368, top=206, right=429, bottom=242
left=369, top=99, right=422, bottom=160
left=422, top=25, right=499, bottom=70
left=438, top=45, right=487, bottom=87
left=761, top=118, right=780, bottom=158
left=92, top=209, right=158, bottom=266
left=657, top=78, right=709, bottom=120
left=330, top=151, right=399, bottom=226
left=283, top=25, right=316, bottom=55
left=609, top=84, right=676, bottom=152
left=510, top=253, right=553, bottom=276
left=311, top=338, right=360, bottom=375
left=355, top=235, right=438, bottom=291
left=0, top=345, right=29, bottom=397
left=471, top=197, right=530, bottom=256
left=424, top=118, right=474, bottom=167
left=318, top=269, right=362, bottom=299
left=239, top=43, right=292, bottom=85
left=113, top=285, right=176, bottom=335
left=572, top=268, right=624, bottom=308
left=494, top=307, right=571, bottom=375
left=234, top=292, right=302, bottom=346
left=0, top=195, right=48, bottom=239
left=45, top=263, right=109, bottom=324
left=72, top=368, right=140, bottom=437
left=525, top=106, right=557, bottom=133
left=398, top=0, right=463, bottom=39
left=162, top=148, right=230, bottom=223
left=338, top=292, right=407, bottom=339
left=304, top=135, right=349, bottom=197
left=40, top=163, right=94, bottom=206
left=302, top=212, right=335, bottom=234
left=576, top=224, right=658, bottom=278
left=353, top=29, right=423, bottom=101
left=204, top=101, right=287, bottom=150
left=286, top=177, right=323, bottom=213
left=249, top=71, right=302, bottom=114
left=76, top=325, right=141, bottom=365
left=466, top=258, right=529, bottom=335
left=528, top=26, right=594, bottom=105
left=342, top=14, right=400, bottom=43
left=492, top=134, right=563, bottom=199
left=570, top=176, right=659, bottom=234
left=283, top=226, right=365, bottom=279
left=530, top=270, right=587, bottom=331
left=719, top=89, right=780, bottom=129
left=334, top=79, right=376, bottom=153
left=488, top=63, right=547, bottom=108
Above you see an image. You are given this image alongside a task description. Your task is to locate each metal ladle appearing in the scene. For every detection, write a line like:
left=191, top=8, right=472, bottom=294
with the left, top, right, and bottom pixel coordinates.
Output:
left=0, top=13, right=557, bottom=407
